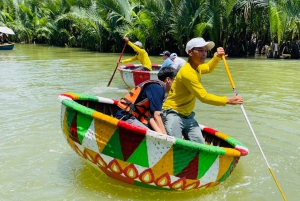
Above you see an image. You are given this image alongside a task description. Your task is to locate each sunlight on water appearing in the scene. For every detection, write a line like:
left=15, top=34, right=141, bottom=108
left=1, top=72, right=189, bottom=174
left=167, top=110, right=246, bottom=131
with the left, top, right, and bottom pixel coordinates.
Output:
left=0, top=44, right=299, bottom=201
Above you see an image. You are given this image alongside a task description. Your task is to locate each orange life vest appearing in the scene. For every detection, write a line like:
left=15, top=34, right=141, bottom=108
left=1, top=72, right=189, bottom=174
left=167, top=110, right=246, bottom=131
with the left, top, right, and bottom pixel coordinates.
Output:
left=117, top=80, right=165, bottom=125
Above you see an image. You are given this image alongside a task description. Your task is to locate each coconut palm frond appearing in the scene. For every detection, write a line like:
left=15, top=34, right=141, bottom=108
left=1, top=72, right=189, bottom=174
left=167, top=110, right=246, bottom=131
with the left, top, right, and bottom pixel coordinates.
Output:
left=98, top=0, right=136, bottom=25
left=194, top=22, right=208, bottom=37
left=269, top=2, right=282, bottom=42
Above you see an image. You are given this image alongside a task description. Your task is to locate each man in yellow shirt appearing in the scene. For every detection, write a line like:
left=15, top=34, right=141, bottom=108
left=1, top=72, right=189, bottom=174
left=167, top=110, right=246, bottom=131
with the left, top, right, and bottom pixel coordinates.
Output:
left=121, top=37, right=152, bottom=71
left=161, top=37, right=243, bottom=143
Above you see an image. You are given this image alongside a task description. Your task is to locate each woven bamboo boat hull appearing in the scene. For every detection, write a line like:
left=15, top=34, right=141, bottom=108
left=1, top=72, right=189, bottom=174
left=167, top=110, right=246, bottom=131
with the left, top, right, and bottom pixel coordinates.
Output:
left=117, top=64, right=161, bottom=88
left=58, top=92, right=248, bottom=191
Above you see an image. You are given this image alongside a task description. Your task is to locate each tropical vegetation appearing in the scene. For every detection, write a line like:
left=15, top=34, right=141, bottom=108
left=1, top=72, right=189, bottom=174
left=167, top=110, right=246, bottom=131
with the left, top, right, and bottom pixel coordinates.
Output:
left=1, top=0, right=299, bottom=56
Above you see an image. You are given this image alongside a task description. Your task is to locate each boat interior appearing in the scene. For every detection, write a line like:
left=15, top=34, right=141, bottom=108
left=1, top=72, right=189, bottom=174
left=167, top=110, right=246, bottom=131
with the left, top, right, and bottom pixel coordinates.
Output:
left=76, top=100, right=234, bottom=149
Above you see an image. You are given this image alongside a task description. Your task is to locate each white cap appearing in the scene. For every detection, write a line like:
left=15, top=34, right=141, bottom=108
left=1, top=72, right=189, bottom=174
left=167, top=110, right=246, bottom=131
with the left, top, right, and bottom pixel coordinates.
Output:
left=169, top=53, right=177, bottom=59
left=185, top=38, right=215, bottom=54
left=134, top=41, right=142, bottom=47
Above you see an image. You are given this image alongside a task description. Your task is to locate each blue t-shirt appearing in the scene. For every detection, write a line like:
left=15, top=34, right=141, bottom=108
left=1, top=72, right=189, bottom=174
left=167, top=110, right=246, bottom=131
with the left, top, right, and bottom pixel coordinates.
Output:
left=116, top=83, right=165, bottom=119
left=161, top=58, right=174, bottom=68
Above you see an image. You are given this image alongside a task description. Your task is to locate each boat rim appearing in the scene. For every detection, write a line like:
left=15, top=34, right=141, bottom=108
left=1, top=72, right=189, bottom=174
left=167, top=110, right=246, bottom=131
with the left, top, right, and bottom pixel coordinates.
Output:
left=58, top=92, right=249, bottom=157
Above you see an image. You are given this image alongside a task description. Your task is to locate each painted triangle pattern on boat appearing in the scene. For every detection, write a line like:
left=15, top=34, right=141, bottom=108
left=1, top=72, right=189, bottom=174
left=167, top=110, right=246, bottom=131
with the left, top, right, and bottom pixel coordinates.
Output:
left=82, top=120, right=99, bottom=153
left=118, top=126, right=146, bottom=161
left=101, top=129, right=124, bottom=161
left=199, top=155, right=219, bottom=185
left=126, top=138, right=149, bottom=167
left=69, top=109, right=80, bottom=144
left=173, top=144, right=199, bottom=175
left=146, top=135, right=173, bottom=168
left=76, top=112, right=93, bottom=144
left=198, top=151, right=219, bottom=179
left=175, top=153, right=199, bottom=179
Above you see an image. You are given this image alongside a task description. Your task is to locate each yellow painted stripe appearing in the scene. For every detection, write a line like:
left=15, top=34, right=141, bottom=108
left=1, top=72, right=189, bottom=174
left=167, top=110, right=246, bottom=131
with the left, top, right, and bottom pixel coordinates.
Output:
left=63, top=92, right=79, bottom=100
left=92, top=111, right=119, bottom=152
left=151, top=146, right=174, bottom=177
left=216, top=155, right=234, bottom=181
left=222, top=147, right=241, bottom=157
left=214, top=131, right=229, bottom=141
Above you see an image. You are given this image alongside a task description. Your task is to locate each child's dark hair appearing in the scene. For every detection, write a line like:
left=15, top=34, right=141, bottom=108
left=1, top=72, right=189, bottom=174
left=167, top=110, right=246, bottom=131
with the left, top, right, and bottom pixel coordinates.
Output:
left=158, top=67, right=177, bottom=81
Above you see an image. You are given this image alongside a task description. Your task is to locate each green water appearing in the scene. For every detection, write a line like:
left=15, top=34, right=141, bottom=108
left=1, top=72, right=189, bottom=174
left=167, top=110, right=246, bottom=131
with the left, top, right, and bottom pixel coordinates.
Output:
left=1, top=44, right=299, bottom=201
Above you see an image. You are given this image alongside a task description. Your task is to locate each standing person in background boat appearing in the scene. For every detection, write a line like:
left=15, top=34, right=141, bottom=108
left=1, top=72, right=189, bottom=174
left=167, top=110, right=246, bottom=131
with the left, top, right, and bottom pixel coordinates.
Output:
left=160, top=50, right=174, bottom=68
left=161, top=38, right=243, bottom=143
left=116, top=67, right=177, bottom=134
left=120, top=37, right=152, bottom=71
left=169, top=53, right=186, bottom=71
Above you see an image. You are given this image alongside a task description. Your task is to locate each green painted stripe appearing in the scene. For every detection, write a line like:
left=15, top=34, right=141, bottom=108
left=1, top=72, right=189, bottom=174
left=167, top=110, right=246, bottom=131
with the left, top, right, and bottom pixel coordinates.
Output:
left=197, top=151, right=219, bottom=179
left=77, top=113, right=93, bottom=143
left=173, top=142, right=199, bottom=175
left=73, top=93, right=100, bottom=101
left=101, top=129, right=124, bottom=161
left=126, top=138, right=149, bottom=167
left=62, top=99, right=95, bottom=117
left=226, top=137, right=247, bottom=148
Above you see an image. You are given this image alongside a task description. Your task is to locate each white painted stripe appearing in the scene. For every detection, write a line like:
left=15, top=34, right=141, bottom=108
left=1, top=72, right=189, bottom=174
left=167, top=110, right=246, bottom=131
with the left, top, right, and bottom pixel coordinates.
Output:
left=82, top=120, right=99, bottom=153
left=96, top=97, right=114, bottom=104
left=58, top=95, right=72, bottom=102
left=146, top=130, right=175, bottom=167
left=199, top=156, right=219, bottom=185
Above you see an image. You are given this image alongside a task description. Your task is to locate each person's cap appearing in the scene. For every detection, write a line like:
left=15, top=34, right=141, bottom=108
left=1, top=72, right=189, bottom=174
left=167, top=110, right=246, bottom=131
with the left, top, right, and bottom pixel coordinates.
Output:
left=185, top=38, right=215, bottom=54
left=134, top=41, right=142, bottom=47
left=160, top=50, right=171, bottom=57
left=169, top=53, right=177, bottom=59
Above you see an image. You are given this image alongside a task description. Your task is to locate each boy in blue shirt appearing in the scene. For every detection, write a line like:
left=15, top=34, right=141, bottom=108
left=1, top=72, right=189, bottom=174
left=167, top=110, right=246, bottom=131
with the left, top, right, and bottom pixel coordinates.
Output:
left=116, top=67, right=177, bottom=133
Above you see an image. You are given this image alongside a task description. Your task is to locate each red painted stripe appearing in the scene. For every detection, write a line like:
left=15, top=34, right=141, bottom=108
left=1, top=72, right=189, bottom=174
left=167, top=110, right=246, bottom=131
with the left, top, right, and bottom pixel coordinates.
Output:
left=101, top=167, right=135, bottom=185
left=133, top=71, right=150, bottom=86
left=176, top=153, right=199, bottom=179
left=117, top=120, right=148, bottom=135
left=202, top=127, right=217, bottom=135
left=70, top=113, right=80, bottom=144
left=60, top=93, right=74, bottom=99
left=235, top=147, right=248, bottom=156
left=112, top=99, right=119, bottom=105
left=125, top=64, right=137, bottom=68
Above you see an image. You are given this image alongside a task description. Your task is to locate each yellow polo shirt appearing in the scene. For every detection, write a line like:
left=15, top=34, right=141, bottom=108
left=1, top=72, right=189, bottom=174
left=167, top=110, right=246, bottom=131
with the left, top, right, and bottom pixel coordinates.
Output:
left=162, top=55, right=227, bottom=116
left=122, top=41, right=152, bottom=70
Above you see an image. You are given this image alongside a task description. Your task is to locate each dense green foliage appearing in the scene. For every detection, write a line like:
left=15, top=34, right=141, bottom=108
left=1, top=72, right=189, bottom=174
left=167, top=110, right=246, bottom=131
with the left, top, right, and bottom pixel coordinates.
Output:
left=1, top=0, right=299, bottom=55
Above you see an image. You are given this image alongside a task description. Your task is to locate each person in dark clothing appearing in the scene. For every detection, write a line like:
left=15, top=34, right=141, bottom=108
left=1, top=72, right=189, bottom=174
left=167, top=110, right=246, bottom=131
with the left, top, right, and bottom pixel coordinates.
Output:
left=0, top=33, right=12, bottom=44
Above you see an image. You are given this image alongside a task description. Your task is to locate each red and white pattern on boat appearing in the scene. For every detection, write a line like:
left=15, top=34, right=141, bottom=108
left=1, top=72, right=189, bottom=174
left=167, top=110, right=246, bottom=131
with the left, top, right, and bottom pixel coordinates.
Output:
left=118, top=64, right=161, bottom=88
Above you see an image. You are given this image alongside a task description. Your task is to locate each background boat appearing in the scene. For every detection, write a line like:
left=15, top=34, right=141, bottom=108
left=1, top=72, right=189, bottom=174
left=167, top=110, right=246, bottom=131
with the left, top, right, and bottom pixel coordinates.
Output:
left=118, top=64, right=161, bottom=88
left=58, top=92, right=248, bottom=191
left=0, top=43, right=14, bottom=50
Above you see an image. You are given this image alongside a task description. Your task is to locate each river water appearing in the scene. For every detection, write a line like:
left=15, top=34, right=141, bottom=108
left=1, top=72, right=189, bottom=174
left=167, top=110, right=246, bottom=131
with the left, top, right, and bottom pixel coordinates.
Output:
left=1, top=44, right=299, bottom=201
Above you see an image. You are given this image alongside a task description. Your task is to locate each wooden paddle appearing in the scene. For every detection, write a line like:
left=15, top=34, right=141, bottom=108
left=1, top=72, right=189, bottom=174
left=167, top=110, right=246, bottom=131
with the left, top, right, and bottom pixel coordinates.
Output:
left=107, top=42, right=127, bottom=87
left=222, top=56, right=287, bottom=201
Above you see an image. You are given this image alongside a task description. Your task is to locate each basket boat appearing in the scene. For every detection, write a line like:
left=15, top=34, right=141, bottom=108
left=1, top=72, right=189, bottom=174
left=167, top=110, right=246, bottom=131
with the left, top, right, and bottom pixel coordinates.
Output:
left=58, top=92, right=248, bottom=191
left=117, top=64, right=160, bottom=88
